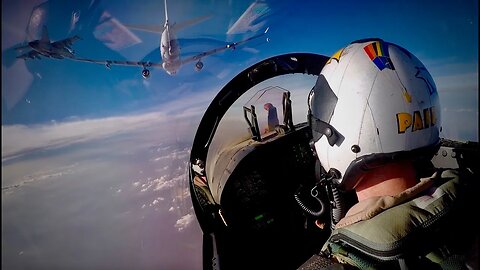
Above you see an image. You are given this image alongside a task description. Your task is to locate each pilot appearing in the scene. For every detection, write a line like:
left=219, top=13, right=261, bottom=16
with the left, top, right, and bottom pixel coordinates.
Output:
left=264, top=102, right=279, bottom=133
left=301, top=39, right=478, bottom=269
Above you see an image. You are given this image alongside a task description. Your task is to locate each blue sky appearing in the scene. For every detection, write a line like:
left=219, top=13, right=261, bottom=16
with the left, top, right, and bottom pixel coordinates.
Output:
left=2, top=0, right=478, bottom=139
left=1, top=0, right=478, bottom=269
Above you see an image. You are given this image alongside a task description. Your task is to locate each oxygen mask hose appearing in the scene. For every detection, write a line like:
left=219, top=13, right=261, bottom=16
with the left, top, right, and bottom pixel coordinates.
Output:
left=294, top=184, right=326, bottom=218
left=324, top=168, right=347, bottom=229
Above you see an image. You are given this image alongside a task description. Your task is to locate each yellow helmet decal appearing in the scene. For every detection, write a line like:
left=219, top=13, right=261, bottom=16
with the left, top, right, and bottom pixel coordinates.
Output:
left=396, top=106, right=436, bottom=133
left=403, top=88, right=412, bottom=103
left=326, top=48, right=344, bottom=64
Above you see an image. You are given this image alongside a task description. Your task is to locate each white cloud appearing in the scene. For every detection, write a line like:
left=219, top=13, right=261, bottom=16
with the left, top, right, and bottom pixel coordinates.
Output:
left=174, top=213, right=194, bottom=232
left=419, top=59, right=478, bottom=142
left=421, top=59, right=478, bottom=93
left=440, top=107, right=478, bottom=142
left=423, top=59, right=477, bottom=76
left=435, top=72, right=478, bottom=92
left=153, top=174, right=185, bottom=192
left=152, top=156, right=166, bottom=162
left=443, top=108, right=478, bottom=113
left=173, top=187, right=191, bottom=202
left=241, top=47, right=260, bottom=54
left=2, top=111, right=167, bottom=161
left=166, top=150, right=190, bottom=161
left=150, top=177, right=169, bottom=191
left=226, top=2, right=270, bottom=34
left=2, top=163, right=77, bottom=193
left=2, top=88, right=215, bottom=161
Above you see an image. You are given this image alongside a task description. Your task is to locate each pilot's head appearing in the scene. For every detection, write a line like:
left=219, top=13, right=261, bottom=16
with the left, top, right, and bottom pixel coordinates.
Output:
left=308, top=39, right=441, bottom=192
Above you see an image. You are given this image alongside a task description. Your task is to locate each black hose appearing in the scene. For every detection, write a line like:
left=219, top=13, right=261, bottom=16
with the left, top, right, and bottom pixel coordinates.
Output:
left=330, top=185, right=347, bottom=227
left=322, top=168, right=348, bottom=229
left=294, top=188, right=326, bottom=218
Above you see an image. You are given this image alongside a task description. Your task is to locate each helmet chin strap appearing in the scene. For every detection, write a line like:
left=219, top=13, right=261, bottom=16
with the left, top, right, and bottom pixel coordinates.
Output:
left=308, top=112, right=344, bottom=147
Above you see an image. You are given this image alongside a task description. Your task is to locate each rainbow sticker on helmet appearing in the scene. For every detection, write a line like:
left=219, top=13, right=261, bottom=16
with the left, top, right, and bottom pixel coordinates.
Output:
left=363, top=41, right=394, bottom=70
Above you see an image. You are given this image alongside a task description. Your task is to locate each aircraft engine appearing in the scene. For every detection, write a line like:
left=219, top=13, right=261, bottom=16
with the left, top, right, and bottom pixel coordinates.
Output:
left=142, top=68, right=150, bottom=79
left=195, top=61, right=204, bottom=71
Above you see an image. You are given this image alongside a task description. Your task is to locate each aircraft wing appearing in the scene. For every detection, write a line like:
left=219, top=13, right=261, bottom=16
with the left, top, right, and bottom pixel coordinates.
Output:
left=16, top=50, right=42, bottom=60
left=53, top=35, right=82, bottom=48
left=180, top=27, right=269, bottom=65
left=124, top=24, right=165, bottom=34
left=125, top=14, right=210, bottom=33
left=14, top=44, right=32, bottom=51
left=69, top=56, right=163, bottom=69
left=171, top=15, right=212, bottom=32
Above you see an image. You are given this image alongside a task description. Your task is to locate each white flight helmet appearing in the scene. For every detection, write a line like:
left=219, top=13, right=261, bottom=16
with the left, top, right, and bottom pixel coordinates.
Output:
left=308, top=38, right=441, bottom=191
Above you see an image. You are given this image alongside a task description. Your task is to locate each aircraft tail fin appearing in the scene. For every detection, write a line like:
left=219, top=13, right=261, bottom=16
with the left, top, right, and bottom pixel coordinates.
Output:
left=126, top=0, right=210, bottom=34
left=164, top=0, right=169, bottom=22
left=40, top=25, right=50, bottom=43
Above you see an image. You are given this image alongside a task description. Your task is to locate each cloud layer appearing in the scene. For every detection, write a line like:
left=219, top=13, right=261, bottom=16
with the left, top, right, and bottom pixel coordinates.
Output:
left=2, top=88, right=215, bottom=161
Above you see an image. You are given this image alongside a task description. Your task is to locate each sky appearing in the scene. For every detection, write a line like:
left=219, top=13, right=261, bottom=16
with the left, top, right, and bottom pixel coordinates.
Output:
left=1, top=0, right=478, bottom=269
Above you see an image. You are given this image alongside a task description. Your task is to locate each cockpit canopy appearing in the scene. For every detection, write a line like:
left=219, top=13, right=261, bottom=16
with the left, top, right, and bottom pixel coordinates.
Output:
left=188, top=54, right=331, bottom=269
left=205, top=73, right=320, bottom=203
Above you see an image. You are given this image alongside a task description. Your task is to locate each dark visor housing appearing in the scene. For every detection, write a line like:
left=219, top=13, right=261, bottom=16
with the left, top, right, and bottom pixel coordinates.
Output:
left=308, top=74, right=342, bottom=146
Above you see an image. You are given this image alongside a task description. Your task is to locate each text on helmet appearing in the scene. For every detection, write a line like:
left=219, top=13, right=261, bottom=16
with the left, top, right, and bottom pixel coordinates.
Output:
left=396, top=106, right=436, bottom=133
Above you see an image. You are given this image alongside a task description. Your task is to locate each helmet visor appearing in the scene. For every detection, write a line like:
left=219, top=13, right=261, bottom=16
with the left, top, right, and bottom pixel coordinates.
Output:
left=308, top=75, right=342, bottom=146
left=309, top=74, right=338, bottom=123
